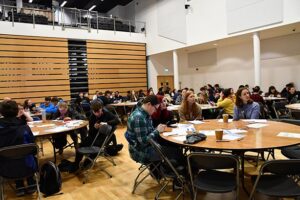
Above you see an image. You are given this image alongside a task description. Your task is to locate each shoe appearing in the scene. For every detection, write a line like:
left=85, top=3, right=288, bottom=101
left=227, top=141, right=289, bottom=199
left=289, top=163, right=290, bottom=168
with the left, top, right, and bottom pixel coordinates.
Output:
left=81, top=159, right=93, bottom=170
left=116, top=144, right=123, bottom=152
left=16, top=188, right=25, bottom=197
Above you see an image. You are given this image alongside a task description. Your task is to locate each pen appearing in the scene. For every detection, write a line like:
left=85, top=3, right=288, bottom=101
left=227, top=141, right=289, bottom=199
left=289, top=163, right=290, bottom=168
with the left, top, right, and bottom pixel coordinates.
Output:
left=216, top=140, right=230, bottom=142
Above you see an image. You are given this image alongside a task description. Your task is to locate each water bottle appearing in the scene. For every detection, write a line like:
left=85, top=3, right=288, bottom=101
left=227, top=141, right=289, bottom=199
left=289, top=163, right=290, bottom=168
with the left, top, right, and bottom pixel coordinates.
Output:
left=41, top=109, right=46, bottom=122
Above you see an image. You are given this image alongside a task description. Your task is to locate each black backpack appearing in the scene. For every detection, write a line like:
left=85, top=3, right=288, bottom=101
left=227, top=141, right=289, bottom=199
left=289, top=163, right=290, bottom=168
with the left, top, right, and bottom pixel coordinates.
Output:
left=39, top=161, right=62, bottom=196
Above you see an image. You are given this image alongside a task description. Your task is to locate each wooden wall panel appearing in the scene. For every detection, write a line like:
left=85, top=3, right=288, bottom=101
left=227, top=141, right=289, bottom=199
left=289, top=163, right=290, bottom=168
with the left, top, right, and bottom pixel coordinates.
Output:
left=0, top=34, right=70, bottom=103
left=87, top=40, right=147, bottom=95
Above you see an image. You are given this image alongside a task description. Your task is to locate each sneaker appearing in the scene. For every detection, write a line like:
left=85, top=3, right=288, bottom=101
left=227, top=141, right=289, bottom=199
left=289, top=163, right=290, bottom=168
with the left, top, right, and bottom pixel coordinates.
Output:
left=116, top=144, right=123, bottom=152
left=68, top=163, right=79, bottom=173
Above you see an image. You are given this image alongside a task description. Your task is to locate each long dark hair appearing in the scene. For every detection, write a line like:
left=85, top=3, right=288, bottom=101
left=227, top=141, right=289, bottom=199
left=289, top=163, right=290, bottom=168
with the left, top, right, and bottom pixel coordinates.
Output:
left=235, top=87, right=253, bottom=107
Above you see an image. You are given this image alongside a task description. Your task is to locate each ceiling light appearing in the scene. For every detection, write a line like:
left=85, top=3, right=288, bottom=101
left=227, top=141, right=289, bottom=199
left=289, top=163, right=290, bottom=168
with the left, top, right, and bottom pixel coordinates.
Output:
left=89, top=5, right=96, bottom=11
left=60, top=1, right=67, bottom=7
left=29, top=0, right=33, bottom=3
left=213, top=43, right=218, bottom=46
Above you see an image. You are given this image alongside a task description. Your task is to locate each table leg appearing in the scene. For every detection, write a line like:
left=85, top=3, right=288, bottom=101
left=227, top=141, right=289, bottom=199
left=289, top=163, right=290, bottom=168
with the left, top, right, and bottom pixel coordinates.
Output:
left=240, top=152, right=249, bottom=196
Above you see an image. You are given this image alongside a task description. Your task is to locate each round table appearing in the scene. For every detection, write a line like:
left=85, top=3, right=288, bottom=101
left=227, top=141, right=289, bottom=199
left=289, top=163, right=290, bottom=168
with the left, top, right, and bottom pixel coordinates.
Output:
left=263, top=97, right=286, bottom=101
left=161, top=120, right=300, bottom=151
left=167, top=104, right=218, bottom=111
left=286, top=103, right=300, bottom=110
left=30, top=120, right=89, bottom=162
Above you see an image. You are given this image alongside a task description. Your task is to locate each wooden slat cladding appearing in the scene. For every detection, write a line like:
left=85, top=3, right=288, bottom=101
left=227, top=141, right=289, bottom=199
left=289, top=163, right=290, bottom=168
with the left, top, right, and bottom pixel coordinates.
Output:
left=0, top=34, right=70, bottom=103
left=87, top=40, right=147, bottom=95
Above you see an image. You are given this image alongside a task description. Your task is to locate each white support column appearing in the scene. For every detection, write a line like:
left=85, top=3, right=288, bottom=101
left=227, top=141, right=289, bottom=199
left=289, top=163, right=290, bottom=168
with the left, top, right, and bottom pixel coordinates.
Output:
left=253, top=32, right=261, bottom=86
left=173, top=50, right=179, bottom=90
left=16, top=0, right=23, bottom=12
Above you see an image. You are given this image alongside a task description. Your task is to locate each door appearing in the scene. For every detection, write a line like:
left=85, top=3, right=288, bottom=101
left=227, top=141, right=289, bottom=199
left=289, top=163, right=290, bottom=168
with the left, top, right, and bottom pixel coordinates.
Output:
left=157, top=75, right=174, bottom=92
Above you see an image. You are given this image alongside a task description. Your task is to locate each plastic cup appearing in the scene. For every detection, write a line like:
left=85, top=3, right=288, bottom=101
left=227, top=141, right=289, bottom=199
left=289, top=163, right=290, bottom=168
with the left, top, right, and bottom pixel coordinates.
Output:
left=215, top=129, right=223, bottom=140
left=223, top=114, right=229, bottom=123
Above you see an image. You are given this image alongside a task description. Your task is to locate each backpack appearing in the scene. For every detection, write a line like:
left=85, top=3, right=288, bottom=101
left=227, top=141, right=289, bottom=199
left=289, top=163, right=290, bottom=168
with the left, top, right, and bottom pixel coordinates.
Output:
left=39, top=161, right=62, bottom=196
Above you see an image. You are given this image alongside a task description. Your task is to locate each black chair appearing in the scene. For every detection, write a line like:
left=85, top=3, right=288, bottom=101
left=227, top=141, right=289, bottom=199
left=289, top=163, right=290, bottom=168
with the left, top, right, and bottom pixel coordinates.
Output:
left=77, top=125, right=115, bottom=183
left=272, top=101, right=290, bottom=119
left=0, top=143, right=41, bottom=200
left=149, top=138, right=186, bottom=200
left=249, top=159, right=300, bottom=200
left=187, top=152, right=239, bottom=200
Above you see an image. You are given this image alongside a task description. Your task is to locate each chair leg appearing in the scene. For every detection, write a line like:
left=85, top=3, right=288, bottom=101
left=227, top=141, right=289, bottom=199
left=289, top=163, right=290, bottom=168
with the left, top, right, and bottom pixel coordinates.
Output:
left=155, top=180, right=169, bottom=200
left=132, top=165, right=150, bottom=194
left=104, top=153, right=116, bottom=166
left=34, top=173, right=42, bottom=200
left=0, top=177, right=4, bottom=200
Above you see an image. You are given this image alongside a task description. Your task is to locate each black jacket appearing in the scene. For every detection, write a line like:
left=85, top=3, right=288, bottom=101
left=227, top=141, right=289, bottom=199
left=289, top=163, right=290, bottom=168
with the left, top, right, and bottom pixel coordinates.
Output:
left=88, top=109, right=119, bottom=139
left=0, top=117, right=36, bottom=177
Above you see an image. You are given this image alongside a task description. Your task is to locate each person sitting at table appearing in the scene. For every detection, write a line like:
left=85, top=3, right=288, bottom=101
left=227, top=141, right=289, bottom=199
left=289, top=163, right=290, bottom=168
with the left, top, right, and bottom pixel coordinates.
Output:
left=125, top=95, right=185, bottom=180
left=178, top=91, right=202, bottom=121
left=0, top=100, right=37, bottom=196
left=265, top=86, right=281, bottom=97
left=250, top=86, right=265, bottom=105
left=216, top=88, right=234, bottom=117
left=280, top=82, right=294, bottom=98
left=17, top=103, right=33, bottom=123
left=69, top=101, right=122, bottom=172
left=39, top=96, right=57, bottom=117
left=23, top=99, right=36, bottom=113
left=130, top=90, right=138, bottom=102
left=112, top=91, right=122, bottom=103
left=98, top=90, right=113, bottom=106
left=287, top=86, right=300, bottom=104
left=151, top=96, right=174, bottom=128
left=175, top=88, right=187, bottom=105
left=233, top=87, right=260, bottom=120
left=52, top=101, right=87, bottom=153
left=75, top=92, right=84, bottom=105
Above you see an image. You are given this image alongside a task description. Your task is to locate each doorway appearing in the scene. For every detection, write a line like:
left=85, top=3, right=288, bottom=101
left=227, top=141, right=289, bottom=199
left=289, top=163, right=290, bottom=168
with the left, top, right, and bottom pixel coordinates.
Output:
left=157, top=75, right=174, bottom=92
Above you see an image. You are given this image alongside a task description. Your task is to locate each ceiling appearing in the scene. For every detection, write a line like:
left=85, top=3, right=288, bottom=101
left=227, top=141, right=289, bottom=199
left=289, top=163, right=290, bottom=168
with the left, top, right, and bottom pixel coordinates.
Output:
left=22, top=0, right=134, bottom=13
left=178, top=22, right=300, bottom=54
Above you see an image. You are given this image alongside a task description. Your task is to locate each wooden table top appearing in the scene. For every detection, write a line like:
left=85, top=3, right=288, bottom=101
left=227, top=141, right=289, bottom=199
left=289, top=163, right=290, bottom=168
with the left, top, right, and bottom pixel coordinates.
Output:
left=160, top=120, right=300, bottom=151
left=29, top=120, right=89, bottom=138
left=286, top=103, right=300, bottom=110
left=263, top=97, right=286, bottom=101
left=167, top=104, right=218, bottom=111
left=110, top=102, right=138, bottom=107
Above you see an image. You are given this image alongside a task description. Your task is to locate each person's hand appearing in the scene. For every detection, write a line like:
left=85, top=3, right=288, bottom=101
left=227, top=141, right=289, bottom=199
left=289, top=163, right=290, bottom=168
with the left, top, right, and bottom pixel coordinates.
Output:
left=94, top=123, right=101, bottom=129
left=157, top=124, right=166, bottom=133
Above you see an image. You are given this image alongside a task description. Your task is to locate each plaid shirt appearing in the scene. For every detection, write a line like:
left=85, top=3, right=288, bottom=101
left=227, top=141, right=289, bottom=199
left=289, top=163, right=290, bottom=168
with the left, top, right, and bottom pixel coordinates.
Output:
left=126, top=106, right=159, bottom=164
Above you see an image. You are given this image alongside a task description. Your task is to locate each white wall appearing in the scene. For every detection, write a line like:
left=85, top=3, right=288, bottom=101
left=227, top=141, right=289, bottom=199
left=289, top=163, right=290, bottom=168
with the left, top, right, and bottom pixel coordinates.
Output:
left=148, top=33, right=300, bottom=93
left=107, top=1, right=135, bottom=21
left=132, top=0, right=300, bottom=55
left=0, top=21, right=146, bottom=43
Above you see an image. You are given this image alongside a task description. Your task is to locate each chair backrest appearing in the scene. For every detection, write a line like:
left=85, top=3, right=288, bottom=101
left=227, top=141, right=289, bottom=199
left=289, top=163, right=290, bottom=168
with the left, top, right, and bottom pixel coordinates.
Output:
left=260, top=159, right=300, bottom=176
left=291, top=110, right=300, bottom=120
left=216, top=108, right=224, bottom=119
left=0, top=143, right=38, bottom=178
left=148, top=138, right=182, bottom=180
left=91, top=124, right=113, bottom=148
left=187, top=152, right=239, bottom=171
left=272, top=101, right=290, bottom=119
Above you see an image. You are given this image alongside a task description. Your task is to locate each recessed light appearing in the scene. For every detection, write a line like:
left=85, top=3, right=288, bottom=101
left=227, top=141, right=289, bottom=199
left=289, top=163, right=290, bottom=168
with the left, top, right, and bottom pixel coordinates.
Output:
left=60, top=1, right=67, bottom=7
left=29, top=0, right=33, bottom=3
left=89, top=5, right=96, bottom=11
left=213, top=43, right=218, bottom=46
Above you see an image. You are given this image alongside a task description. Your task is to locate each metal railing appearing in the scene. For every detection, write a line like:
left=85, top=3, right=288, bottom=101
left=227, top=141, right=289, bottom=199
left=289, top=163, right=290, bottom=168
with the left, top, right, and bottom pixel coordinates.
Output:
left=0, top=4, right=146, bottom=35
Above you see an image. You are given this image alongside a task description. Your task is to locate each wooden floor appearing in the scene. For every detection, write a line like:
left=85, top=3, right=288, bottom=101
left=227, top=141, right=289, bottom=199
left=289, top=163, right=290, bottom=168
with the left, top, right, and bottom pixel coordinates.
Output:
left=3, top=126, right=293, bottom=200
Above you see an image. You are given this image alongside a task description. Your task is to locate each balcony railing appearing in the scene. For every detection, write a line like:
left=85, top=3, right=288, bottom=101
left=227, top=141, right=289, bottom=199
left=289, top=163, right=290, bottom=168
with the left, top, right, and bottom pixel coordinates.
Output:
left=0, top=4, right=146, bottom=35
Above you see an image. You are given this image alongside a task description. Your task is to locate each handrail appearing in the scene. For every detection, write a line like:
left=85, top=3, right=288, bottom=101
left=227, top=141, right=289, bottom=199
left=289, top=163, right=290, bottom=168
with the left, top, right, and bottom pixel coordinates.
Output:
left=0, top=4, right=146, bottom=35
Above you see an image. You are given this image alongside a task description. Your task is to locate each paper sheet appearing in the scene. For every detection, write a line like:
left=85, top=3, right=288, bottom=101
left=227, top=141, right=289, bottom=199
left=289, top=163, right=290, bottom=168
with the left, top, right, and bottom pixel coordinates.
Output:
left=217, top=119, right=233, bottom=123
left=277, top=132, right=300, bottom=139
left=198, top=130, right=215, bottom=136
left=33, top=131, right=39, bottom=136
left=225, top=129, right=247, bottom=134
left=163, top=132, right=178, bottom=136
left=246, top=123, right=269, bottom=129
left=37, top=124, right=56, bottom=128
left=172, top=136, right=186, bottom=142
left=188, top=120, right=205, bottom=125
left=45, top=126, right=70, bottom=133
left=243, top=119, right=267, bottom=123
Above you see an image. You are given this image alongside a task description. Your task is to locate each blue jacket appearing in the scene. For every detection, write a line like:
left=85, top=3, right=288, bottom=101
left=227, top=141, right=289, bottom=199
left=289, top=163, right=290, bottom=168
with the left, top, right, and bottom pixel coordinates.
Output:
left=233, top=102, right=260, bottom=120
left=40, top=103, right=57, bottom=114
